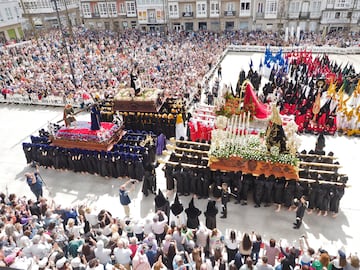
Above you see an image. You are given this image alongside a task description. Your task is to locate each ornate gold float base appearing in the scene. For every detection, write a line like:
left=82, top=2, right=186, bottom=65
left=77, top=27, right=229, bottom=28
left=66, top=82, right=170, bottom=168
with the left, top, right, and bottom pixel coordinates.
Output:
left=209, top=156, right=299, bottom=180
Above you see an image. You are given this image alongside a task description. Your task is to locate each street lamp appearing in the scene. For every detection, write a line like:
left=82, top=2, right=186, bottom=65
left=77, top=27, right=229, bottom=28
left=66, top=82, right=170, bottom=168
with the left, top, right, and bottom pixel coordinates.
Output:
left=52, top=0, right=77, bottom=89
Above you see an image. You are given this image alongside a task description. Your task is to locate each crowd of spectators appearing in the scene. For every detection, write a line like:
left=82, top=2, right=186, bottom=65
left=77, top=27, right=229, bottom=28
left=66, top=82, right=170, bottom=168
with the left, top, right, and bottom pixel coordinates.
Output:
left=0, top=190, right=359, bottom=270
left=1, top=28, right=360, bottom=105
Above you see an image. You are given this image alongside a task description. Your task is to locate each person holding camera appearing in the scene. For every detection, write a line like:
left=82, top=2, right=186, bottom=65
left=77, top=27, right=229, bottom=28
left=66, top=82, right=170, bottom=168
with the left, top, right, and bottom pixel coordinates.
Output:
left=293, top=196, right=309, bottom=229
left=119, top=179, right=137, bottom=217
left=24, top=165, right=43, bottom=201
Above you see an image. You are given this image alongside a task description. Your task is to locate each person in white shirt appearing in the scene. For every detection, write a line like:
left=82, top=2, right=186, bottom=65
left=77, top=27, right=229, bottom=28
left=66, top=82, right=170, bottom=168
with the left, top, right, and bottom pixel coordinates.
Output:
left=256, top=256, right=274, bottom=270
left=134, top=219, right=145, bottom=242
left=29, top=235, right=51, bottom=259
left=66, top=217, right=84, bottom=239
left=94, top=240, right=111, bottom=266
left=143, top=219, right=153, bottom=236
left=151, top=211, right=168, bottom=244
left=196, top=226, right=210, bottom=249
left=113, top=239, right=132, bottom=270
left=225, top=230, right=240, bottom=263
left=84, top=207, right=99, bottom=228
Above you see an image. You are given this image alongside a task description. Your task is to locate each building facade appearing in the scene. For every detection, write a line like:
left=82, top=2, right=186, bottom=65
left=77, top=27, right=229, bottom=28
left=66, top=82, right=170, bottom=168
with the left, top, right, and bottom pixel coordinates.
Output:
left=0, top=0, right=24, bottom=42
left=12, top=0, right=360, bottom=34
left=80, top=0, right=138, bottom=30
left=20, top=0, right=80, bottom=30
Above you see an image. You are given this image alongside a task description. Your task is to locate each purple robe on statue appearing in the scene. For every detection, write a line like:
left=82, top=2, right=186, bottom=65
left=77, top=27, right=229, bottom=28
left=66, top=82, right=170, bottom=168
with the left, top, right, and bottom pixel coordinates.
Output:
left=156, top=133, right=167, bottom=155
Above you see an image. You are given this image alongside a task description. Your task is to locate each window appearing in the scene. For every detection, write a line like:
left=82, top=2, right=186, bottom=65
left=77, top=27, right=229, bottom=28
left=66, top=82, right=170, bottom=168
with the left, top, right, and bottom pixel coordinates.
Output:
left=138, top=10, right=146, bottom=20
left=335, top=0, right=350, bottom=8
left=240, top=0, right=250, bottom=11
left=335, top=11, right=340, bottom=18
left=196, top=1, right=207, bottom=17
left=98, top=2, right=108, bottom=17
left=108, top=2, right=117, bottom=17
left=210, top=1, right=219, bottom=16
left=227, top=2, right=235, bottom=11
left=257, top=2, right=264, bottom=13
left=169, top=3, right=179, bottom=17
left=126, top=1, right=136, bottom=16
left=119, top=3, right=126, bottom=14
left=14, top=5, right=19, bottom=18
left=93, top=4, right=99, bottom=15
left=81, top=3, right=91, bottom=17
left=184, top=4, right=192, bottom=13
left=289, top=1, right=300, bottom=13
left=310, top=1, right=321, bottom=12
left=0, top=11, right=3, bottom=22
left=265, top=0, right=277, bottom=14
left=5, top=7, right=13, bottom=20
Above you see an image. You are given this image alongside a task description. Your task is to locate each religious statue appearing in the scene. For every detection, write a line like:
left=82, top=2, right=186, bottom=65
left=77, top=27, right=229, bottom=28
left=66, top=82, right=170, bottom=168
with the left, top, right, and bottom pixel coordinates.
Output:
left=90, top=104, right=101, bottom=131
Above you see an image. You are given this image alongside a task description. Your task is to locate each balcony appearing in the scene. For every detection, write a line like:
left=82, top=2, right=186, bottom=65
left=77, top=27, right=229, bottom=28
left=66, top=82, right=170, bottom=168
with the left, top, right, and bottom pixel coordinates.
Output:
left=182, top=11, right=193, bottom=17
left=91, top=12, right=100, bottom=18
left=320, top=17, right=350, bottom=24
left=148, top=18, right=156, bottom=23
left=224, top=10, right=236, bottom=16
left=299, top=12, right=310, bottom=19
left=255, top=12, right=264, bottom=19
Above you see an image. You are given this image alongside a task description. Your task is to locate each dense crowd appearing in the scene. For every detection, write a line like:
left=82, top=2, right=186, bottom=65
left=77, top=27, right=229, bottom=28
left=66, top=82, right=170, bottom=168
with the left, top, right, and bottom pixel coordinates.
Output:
left=0, top=186, right=359, bottom=270
left=1, top=28, right=360, bottom=105
left=0, top=29, right=227, bottom=104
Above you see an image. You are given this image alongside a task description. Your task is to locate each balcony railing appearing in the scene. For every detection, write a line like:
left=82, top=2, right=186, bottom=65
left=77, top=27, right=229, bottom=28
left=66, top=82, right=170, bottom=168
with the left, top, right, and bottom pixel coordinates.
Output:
left=299, top=11, right=310, bottom=19
left=148, top=18, right=156, bottom=23
left=182, top=12, right=193, bottom=17
left=91, top=12, right=100, bottom=18
left=224, top=10, right=236, bottom=16
left=255, top=12, right=264, bottom=19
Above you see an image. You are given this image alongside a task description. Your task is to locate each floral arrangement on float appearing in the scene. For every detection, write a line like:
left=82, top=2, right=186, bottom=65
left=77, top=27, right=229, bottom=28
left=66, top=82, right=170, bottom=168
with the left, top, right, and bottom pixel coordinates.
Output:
left=209, top=104, right=301, bottom=179
left=114, top=88, right=161, bottom=101
left=55, top=121, right=120, bottom=143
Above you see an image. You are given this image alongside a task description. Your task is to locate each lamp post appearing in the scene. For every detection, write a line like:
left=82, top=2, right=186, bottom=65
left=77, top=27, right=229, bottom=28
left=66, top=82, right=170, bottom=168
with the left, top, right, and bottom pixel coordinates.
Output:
left=19, top=0, right=37, bottom=40
left=62, top=0, right=74, bottom=41
left=52, top=0, right=77, bottom=89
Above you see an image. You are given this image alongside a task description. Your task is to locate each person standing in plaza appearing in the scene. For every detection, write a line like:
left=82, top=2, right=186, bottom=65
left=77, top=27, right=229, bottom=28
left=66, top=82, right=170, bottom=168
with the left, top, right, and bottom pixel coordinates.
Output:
left=24, top=165, right=43, bottom=201
left=293, top=196, right=309, bottom=229
left=119, top=180, right=137, bottom=217
left=219, top=182, right=230, bottom=219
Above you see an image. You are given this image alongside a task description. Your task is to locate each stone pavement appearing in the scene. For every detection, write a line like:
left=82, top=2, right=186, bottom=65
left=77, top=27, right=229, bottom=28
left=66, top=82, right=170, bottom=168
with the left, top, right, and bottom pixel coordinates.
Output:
left=1, top=52, right=360, bottom=256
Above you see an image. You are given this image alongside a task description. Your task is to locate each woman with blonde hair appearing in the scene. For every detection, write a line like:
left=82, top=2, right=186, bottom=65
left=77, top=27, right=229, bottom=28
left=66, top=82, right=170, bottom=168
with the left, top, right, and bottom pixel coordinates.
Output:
left=345, top=255, right=359, bottom=270
left=66, top=217, right=84, bottom=239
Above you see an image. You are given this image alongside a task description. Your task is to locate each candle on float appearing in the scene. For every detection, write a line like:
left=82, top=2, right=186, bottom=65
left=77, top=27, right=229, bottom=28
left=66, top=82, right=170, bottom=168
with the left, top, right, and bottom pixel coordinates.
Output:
left=247, top=111, right=250, bottom=133
left=238, top=113, right=242, bottom=136
left=242, top=112, right=246, bottom=140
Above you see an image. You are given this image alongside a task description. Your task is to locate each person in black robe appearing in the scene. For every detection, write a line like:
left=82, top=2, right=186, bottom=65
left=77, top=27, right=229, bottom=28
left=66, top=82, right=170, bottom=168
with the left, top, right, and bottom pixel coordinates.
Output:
left=204, top=200, right=218, bottom=230
left=185, top=197, right=201, bottom=229
left=283, top=180, right=296, bottom=210
left=253, top=174, right=265, bottom=208
left=142, top=162, right=158, bottom=196
left=263, top=175, right=275, bottom=207
left=90, top=104, right=101, bottom=131
left=240, top=174, right=254, bottom=206
left=274, top=177, right=285, bottom=212
left=329, top=185, right=345, bottom=217
left=154, top=189, right=170, bottom=220
left=234, top=172, right=243, bottom=204
left=164, top=164, right=175, bottom=191
left=315, top=133, right=326, bottom=154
